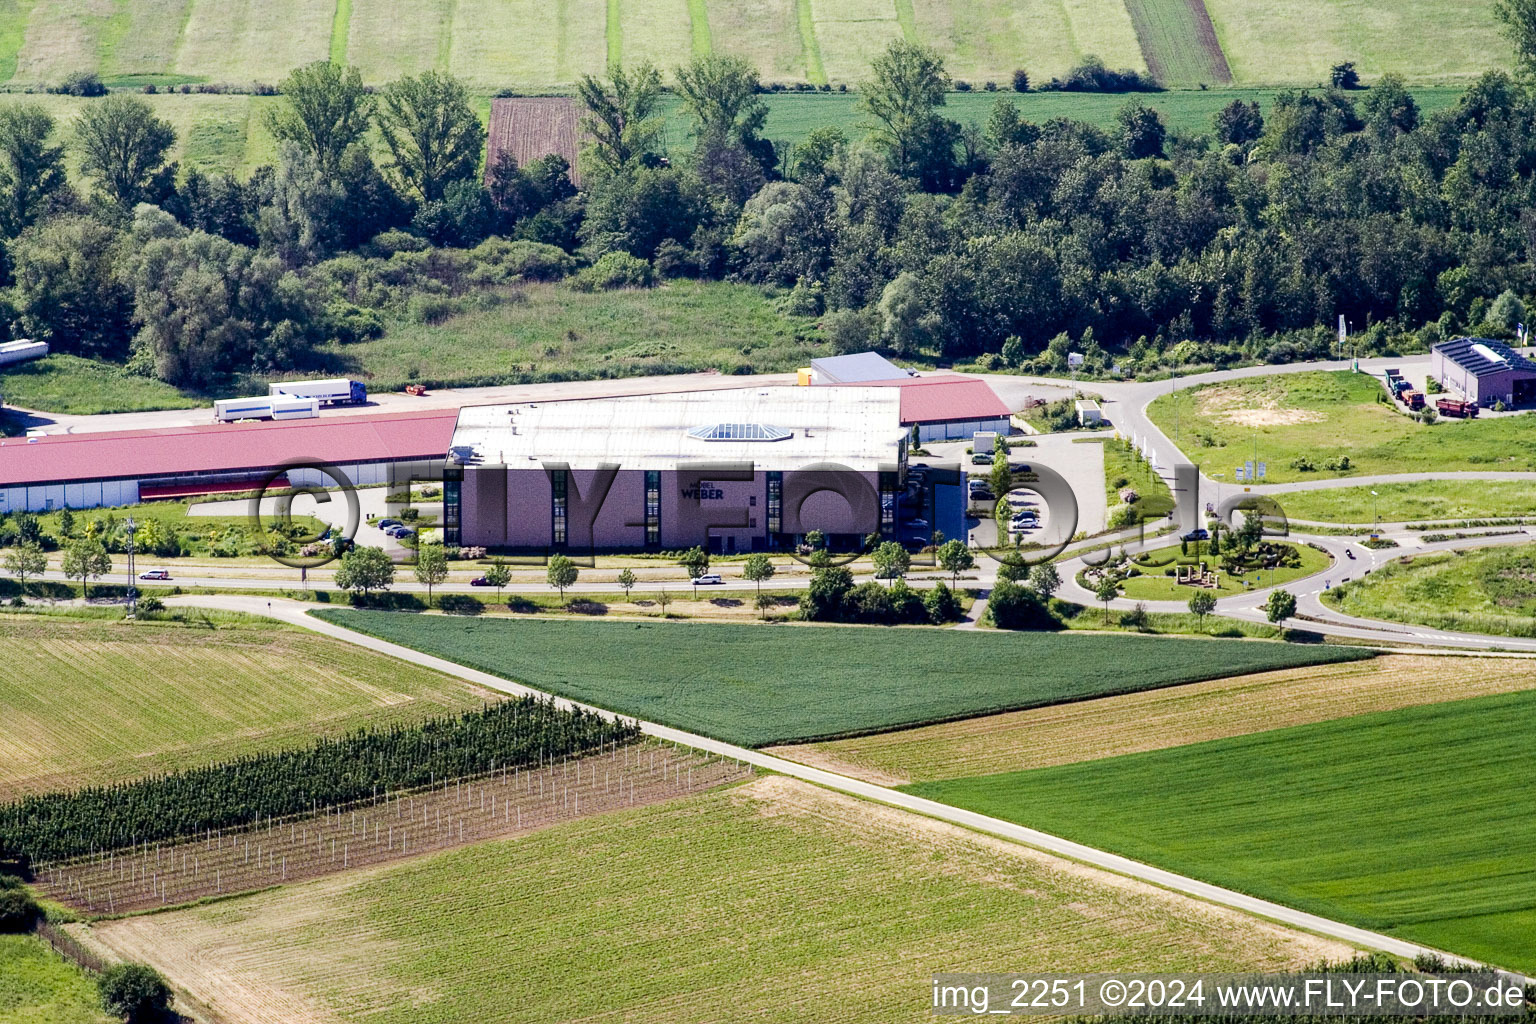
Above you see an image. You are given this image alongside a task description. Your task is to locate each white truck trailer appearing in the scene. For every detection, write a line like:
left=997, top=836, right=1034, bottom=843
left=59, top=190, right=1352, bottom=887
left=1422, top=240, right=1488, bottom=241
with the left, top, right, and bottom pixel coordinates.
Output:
left=214, top=394, right=320, bottom=423
left=268, top=378, right=367, bottom=406
left=0, top=340, right=49, bottom=367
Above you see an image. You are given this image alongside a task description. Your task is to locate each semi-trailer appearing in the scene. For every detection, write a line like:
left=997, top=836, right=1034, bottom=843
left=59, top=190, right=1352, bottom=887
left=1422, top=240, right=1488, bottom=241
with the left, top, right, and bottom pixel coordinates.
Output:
left=213, top=395, right=320, bottom=422
left=268, top=378, right=367, bottom=406
left=1435, top=398, right=1479, bottom=418
left=0, top=340, right=48, bottom=367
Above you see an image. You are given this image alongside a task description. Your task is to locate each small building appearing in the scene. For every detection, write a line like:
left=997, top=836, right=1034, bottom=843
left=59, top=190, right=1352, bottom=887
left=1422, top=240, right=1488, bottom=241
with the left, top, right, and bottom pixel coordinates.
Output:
left=805, top=351, right=912, bottom=385
left=1075, top=399, right=1104, bottom=425
left=1431, top=337, right=1536, bottom=408
left=890, top=378, right=1012, bottom=443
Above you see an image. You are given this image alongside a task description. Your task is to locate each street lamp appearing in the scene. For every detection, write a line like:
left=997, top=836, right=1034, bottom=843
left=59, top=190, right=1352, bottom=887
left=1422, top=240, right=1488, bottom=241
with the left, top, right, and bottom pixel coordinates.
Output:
left=124, top=517, right=138, bottom=618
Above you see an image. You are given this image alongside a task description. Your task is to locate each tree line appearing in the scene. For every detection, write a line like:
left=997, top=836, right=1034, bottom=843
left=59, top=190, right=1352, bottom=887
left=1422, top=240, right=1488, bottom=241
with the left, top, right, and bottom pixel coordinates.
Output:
left=0, top=697, right=639, bottom=864
left=5, top=21, right=1536, bottom=390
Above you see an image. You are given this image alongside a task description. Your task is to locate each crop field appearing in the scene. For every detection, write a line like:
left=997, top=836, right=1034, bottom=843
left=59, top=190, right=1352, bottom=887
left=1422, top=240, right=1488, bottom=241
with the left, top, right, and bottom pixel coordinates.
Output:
left=907, top=689, right=1536, bottom=973
left=1277, top=480, right=1536, bottom=525
left=318, top=610, right=1371, bottom=745
left=0, top=934, right=109, bottom=1024
left=87, top=776, right=1350, bottom=1024
left=1326, top=544, right=1536, bottom=639
left=1123, top=0, right=1230, bottom=88
left=1204, top=0, right=1510, bottom=86
left=1115, top=539, right=1331, bottom=600
left=0, top=613, right=496, bottom=798
left=486, top=97, right=584, bottom=185
left=769, top=654, right=1536, bottom=785
left=1149, top=371, right=1536, bottom=483
left=37, top=742, right=749, bottom=914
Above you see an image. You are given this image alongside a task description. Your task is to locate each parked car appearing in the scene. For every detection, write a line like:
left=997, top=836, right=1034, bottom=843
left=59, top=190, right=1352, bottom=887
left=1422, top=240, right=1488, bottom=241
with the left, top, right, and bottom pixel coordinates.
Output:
left=904, top=518, right=930, bottom=532
left=138, top=569, right=171, bottom=581
left=969, top=488, right=995, bottom=503
left=971, top=452, right=993, bottom=465
left=470, top=576, right=491, bottom=586
left=694, top=573, right=723, bottom=585
left=377, top=518, right=403, bottom=529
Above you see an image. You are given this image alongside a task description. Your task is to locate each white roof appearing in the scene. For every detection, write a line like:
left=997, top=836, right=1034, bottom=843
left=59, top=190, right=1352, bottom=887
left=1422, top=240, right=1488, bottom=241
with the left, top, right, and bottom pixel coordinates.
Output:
left=450, top=386, right=907, bottom=471
left=1075, top=399, right=1102, bottom=410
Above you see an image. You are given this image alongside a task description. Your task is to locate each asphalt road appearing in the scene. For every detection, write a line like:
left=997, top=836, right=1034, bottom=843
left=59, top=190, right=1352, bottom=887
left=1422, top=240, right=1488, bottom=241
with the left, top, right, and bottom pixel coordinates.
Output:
left=164, top=593, right=1533, bottom=982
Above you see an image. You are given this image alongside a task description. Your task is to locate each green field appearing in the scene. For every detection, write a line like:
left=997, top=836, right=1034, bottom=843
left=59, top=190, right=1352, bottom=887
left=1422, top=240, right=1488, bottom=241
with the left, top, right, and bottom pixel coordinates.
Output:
left=1277, top=480, right=1536, bottom=524
left=318, top=610, right=1371, bottom=745
left=1325, top=544, right=1536, bottom=638
left=1115, top=538, right=1331, bottom=600
left=0, top=934, right=108, bottom=1024
left=0, top=613, right=495, bottom=797
left=0, top=354, right=202, bottom=416
left=335, top=279, right=821, bottom=391
left=90, top=776, right=1350, bottom=1023
left=1150, top=371, right=1536, bottom=483
left=907, top=689, right=1536, bottom=973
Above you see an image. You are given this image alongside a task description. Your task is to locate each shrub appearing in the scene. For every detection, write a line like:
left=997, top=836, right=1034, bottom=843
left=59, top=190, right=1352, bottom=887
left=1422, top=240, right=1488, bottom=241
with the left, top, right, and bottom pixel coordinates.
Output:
left=99, top=963, right=174, bottom=1023
left=1290, top=455, right=1316, bottom=472
left=1107, top=503, right=1139, bottom=529
left=135, top=595, right=165, bottom=613
left=51, top=70, right=107, bottom=97
left=988, top=580, right=1058, bottom=630
left=924, top=581, right=963, bottom=623
left=571, top=251, right=653, bottom=292
left=0, top=888, right=38, bottom=932
left=1012, top=68, right=1030, bottom=92
left=468, top=238, right=574, bottom=282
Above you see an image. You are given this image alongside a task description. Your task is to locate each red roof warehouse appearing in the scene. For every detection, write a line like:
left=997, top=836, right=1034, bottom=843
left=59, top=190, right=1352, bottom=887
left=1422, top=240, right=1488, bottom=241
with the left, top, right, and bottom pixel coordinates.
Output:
left=0, top=410, right=458, bottom=513
left=838, top=377, right=1013, bottom=442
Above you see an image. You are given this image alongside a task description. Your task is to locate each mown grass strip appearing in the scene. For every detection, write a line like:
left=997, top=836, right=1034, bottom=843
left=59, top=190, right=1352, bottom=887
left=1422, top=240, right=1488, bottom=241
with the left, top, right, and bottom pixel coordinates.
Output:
left=329, top=0, right=352, bottom=64
left=687, top=0, right=712, bottom=55
left=892, top=0, right=916, bottom=42
left=606, top=0, right=622, bottom=66
left=0, top=0, right=34, bottom=83
left=795, top=0, right=826, bottom=85
left=907, top=689, right=1536, bottom=974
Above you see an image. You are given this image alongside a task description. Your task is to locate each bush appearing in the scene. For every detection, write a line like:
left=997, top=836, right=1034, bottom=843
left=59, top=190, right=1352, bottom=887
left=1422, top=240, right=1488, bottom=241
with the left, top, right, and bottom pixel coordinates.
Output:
left=570, top=251, right=653, bottom=292
left=1107, top=503, right=1139, bottom=530
left=0, top=888, right=38, bottom=932
left=468, top=238, right=574, bottom=282
left=51, top=70, right=107, bottom=97
left=1012, top=68, right=1030, bottom=92
left=988, top=580, right=1059, bottom=630
left=924, top=581, right=963, bottom=623
left=99, top=963, right=174, bottom=1023
left=135, top=595, right=165, bottom=613
left=1290, top=455, right=1316, bottom=472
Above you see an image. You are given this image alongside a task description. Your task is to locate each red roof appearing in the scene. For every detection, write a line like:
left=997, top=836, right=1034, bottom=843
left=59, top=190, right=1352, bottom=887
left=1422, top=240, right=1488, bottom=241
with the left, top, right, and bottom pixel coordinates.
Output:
left=839, top=377, right=1010, bottom=425
left=0, top=410, right=458, bottom=487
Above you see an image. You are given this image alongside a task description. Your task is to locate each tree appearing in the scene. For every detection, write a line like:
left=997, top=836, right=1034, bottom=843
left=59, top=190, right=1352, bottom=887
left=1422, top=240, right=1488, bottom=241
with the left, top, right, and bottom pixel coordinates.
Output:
left=10, top=213, right=134, bottom=359
left=861, top=40, right=959, bottom=186
left=0, top=104, right=66, bottom=238
left=0, top=888, right=38, bottom=932
left=1027, top=562, right=1061, bottom=601
left=61, top=539, right=110, bottom=599
left=674, top=54, right=768, bottom=149
left=1489, top=289, right=1526, bottom=333
left=57, top=507, right=75, bottom=538
left=376, top=71, right=482, bottom=202
left=4, top=541, right=47, bottom=591
left=1188, top=589, right=1217, bottom=631
left=547, top=554, right=578, bottom=600
left=989, top=445, right=1011, bottom=498
left=1011, top=68, right=1030, bottom=93
left=1116, top=99, right=1166, bottom=159
left=655, top=587, right=672, bottom=617
left=924, top=580, right=963, bottom=623
left=484, top=558, right=512, bottom=600
left=335, top=546, right=395, bottom=598
left=800, top=564, right=854, bottom=620
left=413, top=542, right=449, bottom=605
left=1497, top=0, right=1536, bottom=69
left=988, top=579, right=1054, bottom=629
left=936, top=538, right=974, bottom=585
left=1360, top=73, right=1419, bottom=136
left=742, top=553, right=775, bottom=597
left=616, top=567, right=636, bottom=599
left=1213, top=99, right=1263, bottom=147
left=73, top=95, right=175, bottom=206
left=99, top=963, right=173, bottom=1023
left=1329, top=61, right=1360, bottom=89
left=1094, top=574, right=1120, bottom=624
left=576, top=62, right=664, bottom=177
left=265, top=62, right=373, bottom=176
left=1265, top=588, right=1297, bottom=626
left=871, top=541, right=910, bottom=584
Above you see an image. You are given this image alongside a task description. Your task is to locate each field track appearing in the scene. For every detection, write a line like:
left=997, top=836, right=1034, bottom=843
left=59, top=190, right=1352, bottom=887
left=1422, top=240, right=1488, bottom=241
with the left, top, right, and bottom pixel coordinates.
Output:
left=770, top=654, right=1536, bottom=785
left=38, top=742, right=750, bottom=915
left=1124, top=0, right=1232, bottom=87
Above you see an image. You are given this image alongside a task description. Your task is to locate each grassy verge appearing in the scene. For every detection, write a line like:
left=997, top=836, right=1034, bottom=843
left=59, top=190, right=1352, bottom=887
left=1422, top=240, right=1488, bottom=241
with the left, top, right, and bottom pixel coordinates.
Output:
left=1147, top=370, right=1536, bottom=483
left=1277, top=480, right=1536, bottom=524
left=316, top=610, right=1370, bottom=746
left=906, top=689, right=1536, bottom=974
left=0, top=933, right=108, bottom=1024
left=88, top=777, right=1351, bottom=1024
left=1323, top=544, right=1536, bottom=638
left=1100, top=436, right=1175, bottom=519
left=0, top=611, right=496, bottom=798
left=0, top=354, right=201, bottom=416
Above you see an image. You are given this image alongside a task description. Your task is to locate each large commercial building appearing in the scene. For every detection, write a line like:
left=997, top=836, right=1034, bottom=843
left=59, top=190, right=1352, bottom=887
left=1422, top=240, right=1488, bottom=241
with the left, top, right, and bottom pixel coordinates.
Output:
left=446, top=387, right=908, bottom=554
left=0, top=410, right=457, bottom=513
left=1431, top=337, right=1536, bottom=408
left=801, top=351, right=1013, bottom=442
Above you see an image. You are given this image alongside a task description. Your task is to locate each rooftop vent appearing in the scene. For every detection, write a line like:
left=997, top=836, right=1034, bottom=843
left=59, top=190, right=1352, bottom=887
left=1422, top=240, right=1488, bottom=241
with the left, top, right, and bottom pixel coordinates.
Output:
left=686, top=422, right=792, bottom=442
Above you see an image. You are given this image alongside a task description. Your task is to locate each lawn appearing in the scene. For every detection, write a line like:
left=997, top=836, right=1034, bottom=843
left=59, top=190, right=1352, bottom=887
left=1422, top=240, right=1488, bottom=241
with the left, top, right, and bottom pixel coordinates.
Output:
left=906, top=689, right=1536, bottom=973
left=28, top=498, right=326, bottom=560
left=770, top=654, right=1536, bottom=785
left=0, top=934, right=108, bottom=1024
left=1100, top=436, right=1175, bottom=520
left=0, top=612, right=496, bottom=798
left=1325, top=543, right=1536, bottom=639
left=1278, top=480, right=1536, bottom=525
left=1148, top=370, right=1536, bottom=483
left=333, top=279, right=822, bottom=390
left=88, top=776, right=1349, bottom=1024
left=0, top=354, right=202, bottom=416
left=1204, top=0, right=1510, bottom=86
left=1115, top=538, right=1331, bottom=600
left=318, top=610, right=1370, bottom=746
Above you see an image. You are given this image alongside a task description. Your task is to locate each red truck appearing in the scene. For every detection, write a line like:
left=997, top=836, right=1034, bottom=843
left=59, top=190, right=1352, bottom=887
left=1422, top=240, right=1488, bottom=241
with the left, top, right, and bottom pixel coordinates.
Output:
left=1436, top=398, right=1479, bottom=418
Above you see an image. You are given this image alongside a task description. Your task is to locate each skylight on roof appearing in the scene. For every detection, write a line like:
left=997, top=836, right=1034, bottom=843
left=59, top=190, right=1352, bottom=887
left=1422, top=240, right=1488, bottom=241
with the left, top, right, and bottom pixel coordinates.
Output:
left=686, top=423, right=792, bottom=442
